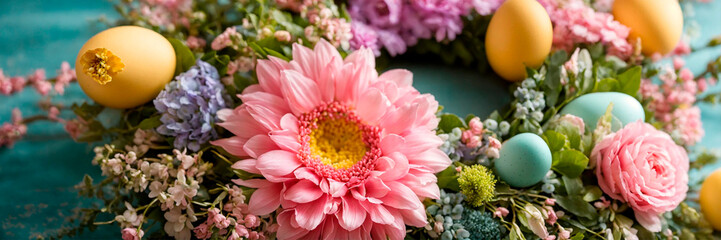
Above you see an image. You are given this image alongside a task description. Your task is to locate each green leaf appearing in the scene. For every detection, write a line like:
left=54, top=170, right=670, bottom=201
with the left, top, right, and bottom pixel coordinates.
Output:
left=555, top=124, right=582, bottom=150
left=542, top=130, right=568, bottom=152
left=436, top=166, right=460, bottom=191
left=168, top=38, right=196, bottom=75
left=264, top=47, right=289, bottom=61
left=201, top=51, right=230, bottom=75
left=617, top=66, right=642, bottom=96
left=570, top=233, right=585, bottom=240
left=594, top=78, right=619, bottom=92
left=562, top=176, right=584, bottom=195
left=554, top=194, right=598, bottom=219
left=582, top=186, right=603, bottom=202
left=552, top=149, right=589, bottom=178
left=438, top=114, right=466, bottom=133
left=138, top=115, right=162, bottom=130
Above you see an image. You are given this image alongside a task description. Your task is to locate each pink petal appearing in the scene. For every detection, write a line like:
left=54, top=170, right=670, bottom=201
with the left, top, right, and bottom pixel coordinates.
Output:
left=380, top=103, right=418, bottom=135
left=216, top=109, right=233, bottom=121
left=233, top=178, right=273, bottom=188
left=256, top=56, right=291, bottom=96
left=269, top=129, right=301, bottom=153
left=359, top=201, right=395, bottom=225
left=635, top=211, right=662, bottom=232
left=364, top=177, right=391, bottom=199
left=356, top=88, right=390, bottom=124
left=311, top=39, right=341, bottom=102
left=218, top=108, right=267, bottom=138
left=407, top=148, right=452, bottom=173
left=256, top=150, right=301, bottom=181
left=379, top=152, right=409, bottom=181
left=280, top=113, right=299, bottom=133
left=379, top=181, right=422, bottom=210
left=337, top=195, right=367, bottom=231
left=240, top=91, right=291, bottom=114
left=246, top=103, right=283, bottom=131
left=230, top=159, right=260, bottom=174
left=399, top=205, right=428, bottom=227
left=327, top=178, right=349, bottom=198
left=280, top=70, right=322, bottom=115
left=378, top=69, right=412, bottom=89
left=399, top=130, right=444, bottom=154
left=211, top=137, right=248, bottom=157
left=277, top=210, right=310, bottom=240
left=294, top=196, right=329, bottom=230
left=285, top=180, right=324, bottom=203
left=294, top=167, right=321, bottom=185
left=379, top=134, right=405, bottom=154
left=247, top=182, right=284, bottom=215
left=243, top=135, right=278, bottom=159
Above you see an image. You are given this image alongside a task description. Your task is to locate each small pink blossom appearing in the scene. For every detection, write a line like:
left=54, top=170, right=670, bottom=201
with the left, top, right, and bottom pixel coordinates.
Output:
left=10, top=77, right=26, bottom=93
left=673, top=57, right=685, bottom=70
left=545, top=198, right=556, bottom=206
left=121, top=228, right=144, bottom=240
left=55, top=61, right=76, bottom=95
left=592, top=121, right=689, bottom=232
left=559, top=228, right=572, bottom=240
left=544, top=206, right=558, bottom=225
left=679, top=68, right=694, bottom=82
left=274, top=30, right=292, bottom=42
left=468, top=117, right=484, bottom=135
left=186, top=36, right=206, bottom=50
left=494, top=207, right=509, bottom=218
left=672, top=39, right=692, bottom=56
left=64, top=117, right=88, bottom=140
left=545, top=236, right=557, bottom=240
left=48, top=106, right=61, bottom=122
left=193, top=222, right=213, bottom=239
left=212, top=27, right=241, bottom=51
left=594, top=196, right=611, bottom=209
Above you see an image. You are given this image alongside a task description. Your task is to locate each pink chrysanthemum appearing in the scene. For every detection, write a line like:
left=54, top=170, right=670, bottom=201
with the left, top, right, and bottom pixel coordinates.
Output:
left=213, top=40, right=451, bottom=239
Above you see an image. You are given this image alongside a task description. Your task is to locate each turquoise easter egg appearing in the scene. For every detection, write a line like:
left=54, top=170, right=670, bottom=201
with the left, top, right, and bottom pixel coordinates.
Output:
left=494, top=133, right=552, bottom=188
left=559, top=92, right=644, bottom=130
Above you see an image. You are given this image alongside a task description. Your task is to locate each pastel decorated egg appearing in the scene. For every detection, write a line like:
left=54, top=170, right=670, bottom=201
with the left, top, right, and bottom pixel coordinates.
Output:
left=612, top=0, right=683, bottom=55
left=494, top=133, right=552, bottom=188
left=559, top=92, right=645, bottom=130
left=75, top=26, right=176, bottom=109
left=700, top=168, right=721, bottom=230
left=485, top=0, right=553, bottom=82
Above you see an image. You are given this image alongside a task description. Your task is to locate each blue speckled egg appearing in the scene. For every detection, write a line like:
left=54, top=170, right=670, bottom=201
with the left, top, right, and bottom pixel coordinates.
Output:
left=559, top=92, right=644, bottom=130
left=494, top=133, right=552, bottom=188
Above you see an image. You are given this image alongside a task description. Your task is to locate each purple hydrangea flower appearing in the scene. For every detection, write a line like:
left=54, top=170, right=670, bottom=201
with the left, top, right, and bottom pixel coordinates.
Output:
left=349, top=0, right=478, bottom=56
left=154, top=60, right=230, bottom=151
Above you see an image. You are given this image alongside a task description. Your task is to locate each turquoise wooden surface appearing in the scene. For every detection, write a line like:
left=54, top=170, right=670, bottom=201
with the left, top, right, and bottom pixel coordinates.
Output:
left=0, top=1, right=720, bottom=239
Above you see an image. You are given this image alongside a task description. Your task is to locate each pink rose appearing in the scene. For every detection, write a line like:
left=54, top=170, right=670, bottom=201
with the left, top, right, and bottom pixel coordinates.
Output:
left=592, top=121, right=689, bottom=232
left=121, top=228, right=144, bottom=240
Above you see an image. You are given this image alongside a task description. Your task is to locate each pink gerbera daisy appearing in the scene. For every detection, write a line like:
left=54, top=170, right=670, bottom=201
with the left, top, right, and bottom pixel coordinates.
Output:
left=213, top=39, right=451, bottom=239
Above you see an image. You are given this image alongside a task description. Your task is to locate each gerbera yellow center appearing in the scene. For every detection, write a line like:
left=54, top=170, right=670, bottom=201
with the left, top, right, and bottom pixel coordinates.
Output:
left=309, top=118, right=368, bottom=170
left=80, top=48, right=125, bottom=85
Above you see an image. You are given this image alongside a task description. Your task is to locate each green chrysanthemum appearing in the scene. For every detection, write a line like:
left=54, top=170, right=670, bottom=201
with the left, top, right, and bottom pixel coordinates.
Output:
left=460, top=210, right=502, bottom=240
left=458, top=165, right=496, bottom=207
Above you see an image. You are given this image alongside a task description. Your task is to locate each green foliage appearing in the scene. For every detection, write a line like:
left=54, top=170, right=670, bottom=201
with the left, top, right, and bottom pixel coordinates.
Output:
left=436, top=165, right=461, bottom=192
left=168, top=38, right=196, bottom=76
left=438, top=113, right=467, bottom=133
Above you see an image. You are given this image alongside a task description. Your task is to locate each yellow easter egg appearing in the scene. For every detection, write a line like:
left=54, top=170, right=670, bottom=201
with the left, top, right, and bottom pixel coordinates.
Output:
left=485, top=0, right=553, bottom=82
left=612, top=0, right=683, bottom=55
left=75, top=26, right=176, bottom=109
left=700, top=168, right=721, bottom=230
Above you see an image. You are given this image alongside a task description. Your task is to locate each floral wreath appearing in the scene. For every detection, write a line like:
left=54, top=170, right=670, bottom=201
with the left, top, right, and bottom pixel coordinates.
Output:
left=2, top=0, right=721, bottom=239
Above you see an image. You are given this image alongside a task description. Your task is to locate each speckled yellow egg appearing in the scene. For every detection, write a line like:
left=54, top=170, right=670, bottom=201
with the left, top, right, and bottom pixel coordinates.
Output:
left=485, top=0, right=553, bottom=82
left=75, top=26, right=176, bottom=109
left=700, top=168, right=721, bottom=230
left=612, top=0, right=683, bottom=55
